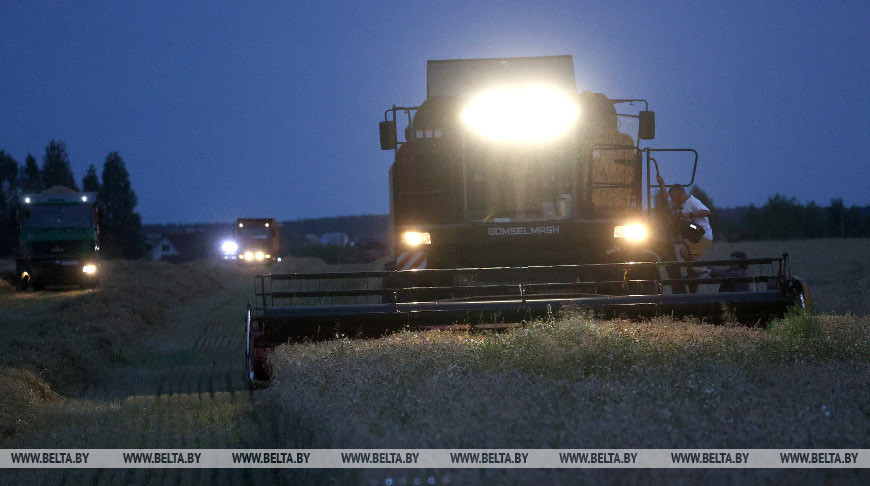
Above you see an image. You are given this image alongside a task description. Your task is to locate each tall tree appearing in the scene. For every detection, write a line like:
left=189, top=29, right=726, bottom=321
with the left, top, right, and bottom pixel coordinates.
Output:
left=82, top=164, right=100, bottom=192
left=19, top=153, right=43, bottom=193
left=803, top=201, right=828, bottom=238
left=0, top=150, right=20, bottom=254
left=41, top=139, right=79, bottom=190
left=828, top=198, right=845, bottom=237
left=0, top=150, right=17, bottom=185
left=98, top=152, right=142, bottom=258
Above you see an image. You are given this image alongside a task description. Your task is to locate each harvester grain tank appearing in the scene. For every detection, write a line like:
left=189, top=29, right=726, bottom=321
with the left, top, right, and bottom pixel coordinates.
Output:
left=222, top=218, right=280, bottom=264
left=244, top=56, right=811, bottom=385
left=17, top=185, right=101, bottom=290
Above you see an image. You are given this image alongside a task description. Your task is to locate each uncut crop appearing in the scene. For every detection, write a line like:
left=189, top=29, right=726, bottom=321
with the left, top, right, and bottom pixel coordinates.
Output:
left=270, top=311, right=870, bottom=450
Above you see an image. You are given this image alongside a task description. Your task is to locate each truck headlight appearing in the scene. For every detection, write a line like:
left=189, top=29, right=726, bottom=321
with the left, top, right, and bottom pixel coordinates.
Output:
left=82, top=264, right=97, bottom=275
left=255, top=251, right=264, bottom=261
left=244, top=251, right=254, bottom=261
left=614, top=223, right=648, bottom=242
left=402, top=231, right=431, bottom=246
left=221, top=240, right=239, bottom=255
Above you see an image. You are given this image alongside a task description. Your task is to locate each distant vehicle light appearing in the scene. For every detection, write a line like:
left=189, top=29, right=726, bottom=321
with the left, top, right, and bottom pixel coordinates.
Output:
left=265, top=223, right=269, bottom=227
left=460, top=84, right=580, bottom=143
left=265, top=254, right=271, bottom=259
left=82, top=264, right=97, bottom=274
left=402, top=231, right=431, bottom=246
left=255, top=251, right=264, bottom=261
left=277, top=257, right=282, bottom=262
left=81, top=196, right=88, bottom=202
left=221, top=240, right=239, bottom=255
left=24, top=197, right=31, bottom=204
left=244, top=251, right=254, bottom=261
left=614, top=223, right=649, bottom=242
left=239, top=223, right=244, bottom=228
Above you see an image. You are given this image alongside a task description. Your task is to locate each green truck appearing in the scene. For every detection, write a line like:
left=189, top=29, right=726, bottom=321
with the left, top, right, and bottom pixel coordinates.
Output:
left=16, top=185, right=101, bottom=290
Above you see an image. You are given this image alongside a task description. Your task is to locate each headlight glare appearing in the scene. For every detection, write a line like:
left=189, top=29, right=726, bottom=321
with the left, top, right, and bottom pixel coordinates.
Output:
left=614, top=223, right=649, bottom=242
left=82, top=264, right=97, bottom=274
left=402, top=231, right=431, bottom=246
left=221, top=240, right=239, bottom=255
left=460, top=84, right=580, bottom=143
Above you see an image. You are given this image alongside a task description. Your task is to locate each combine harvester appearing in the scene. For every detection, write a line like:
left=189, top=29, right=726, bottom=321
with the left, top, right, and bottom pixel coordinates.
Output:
left=245, top=56, right=811, bottom=384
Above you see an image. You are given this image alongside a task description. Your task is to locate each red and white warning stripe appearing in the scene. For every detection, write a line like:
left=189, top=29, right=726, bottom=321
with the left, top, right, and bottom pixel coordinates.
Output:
left=396, top=252, right=427, bottom=270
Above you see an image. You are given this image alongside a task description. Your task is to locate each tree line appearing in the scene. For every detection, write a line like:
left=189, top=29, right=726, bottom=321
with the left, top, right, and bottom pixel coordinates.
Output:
left=0, top=140, right=142, bottom=258
left=691, top=187, right=870, bottom=241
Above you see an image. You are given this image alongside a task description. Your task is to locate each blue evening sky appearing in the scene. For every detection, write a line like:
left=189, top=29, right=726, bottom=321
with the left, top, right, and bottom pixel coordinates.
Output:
left=1, top=1, right=867, bottom=223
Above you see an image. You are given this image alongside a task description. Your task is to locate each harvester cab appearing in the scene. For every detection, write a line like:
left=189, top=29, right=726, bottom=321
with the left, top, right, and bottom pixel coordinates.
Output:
left=16, top=185, right=101, bottom=290
left=244, top=56, right=811, bottom=386
left=224, top=218, right=280, bottom=264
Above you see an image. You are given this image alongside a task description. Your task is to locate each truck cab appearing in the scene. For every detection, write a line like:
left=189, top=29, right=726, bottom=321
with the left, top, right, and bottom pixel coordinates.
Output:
left=17, top=185, right=100, bottom=289
left=222, top=218, right=280, bottom=264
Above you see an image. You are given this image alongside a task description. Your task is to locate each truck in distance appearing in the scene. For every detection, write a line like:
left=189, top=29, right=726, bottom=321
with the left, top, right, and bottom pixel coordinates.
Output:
left=17, top=185, right=101, bottom=290
left=222, top=218, right=280, bottom=264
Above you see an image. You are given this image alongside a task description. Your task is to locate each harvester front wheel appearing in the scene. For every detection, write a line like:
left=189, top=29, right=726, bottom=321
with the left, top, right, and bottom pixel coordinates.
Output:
left=791, top=278, right=813, bottom=312
left=245, top=307, right=269, bottom=389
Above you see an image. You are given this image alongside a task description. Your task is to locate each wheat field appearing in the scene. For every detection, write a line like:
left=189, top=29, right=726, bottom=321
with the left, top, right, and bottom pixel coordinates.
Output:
left=1, top=240, right=868, bottom=485
left=266, top=239, right=870, bottom=484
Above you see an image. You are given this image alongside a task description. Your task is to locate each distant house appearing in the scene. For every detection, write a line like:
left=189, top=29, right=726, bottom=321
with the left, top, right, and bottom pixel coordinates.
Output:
left=148, top=232, right=210, bottom=263
left=320, top=232, right=351, bottom=246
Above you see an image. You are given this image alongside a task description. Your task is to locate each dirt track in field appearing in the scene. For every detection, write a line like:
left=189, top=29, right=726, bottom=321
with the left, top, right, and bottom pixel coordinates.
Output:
left=3, top=277, right=282, bottom=485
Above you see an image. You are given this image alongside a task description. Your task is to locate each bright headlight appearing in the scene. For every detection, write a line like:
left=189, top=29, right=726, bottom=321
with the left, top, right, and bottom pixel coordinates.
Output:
left=82, top=264, right=97, bottom=274
left=402, top=231, right=431, bottom=246
left=244, top=251, right=254, bottom=261
left=460, top=84, right=579, bottom=143
left=221, top=240, right=239, bottom=255
left=614, top=223, right=649, bottom=242
left=255, top=251, right=264, bottom=261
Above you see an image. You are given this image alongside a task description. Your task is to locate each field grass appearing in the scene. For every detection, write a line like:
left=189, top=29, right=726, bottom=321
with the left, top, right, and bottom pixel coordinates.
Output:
left=267, top=239, right=870, bottom=484
left=268, top=313, right=869, bottom=483
left=0, top=259, right=245, bottom=442
left=1, top=239, right=867, bottom=484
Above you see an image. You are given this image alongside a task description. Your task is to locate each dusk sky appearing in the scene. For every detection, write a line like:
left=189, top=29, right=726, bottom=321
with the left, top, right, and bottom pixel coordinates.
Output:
left=2, top=1, right=867, bottom=223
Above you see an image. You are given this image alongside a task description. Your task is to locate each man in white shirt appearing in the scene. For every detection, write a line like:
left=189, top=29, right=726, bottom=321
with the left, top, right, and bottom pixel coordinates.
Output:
left=656, top=173, right=713, bottom=263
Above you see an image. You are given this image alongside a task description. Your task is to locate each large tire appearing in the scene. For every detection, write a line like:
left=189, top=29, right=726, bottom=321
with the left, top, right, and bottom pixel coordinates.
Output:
left=791, top=278, right=813, bottom=312
left=245, top=308, right=269, bottom=389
